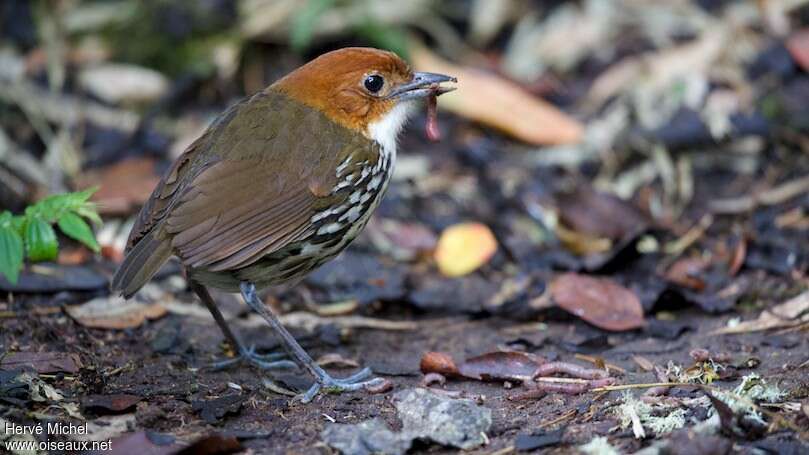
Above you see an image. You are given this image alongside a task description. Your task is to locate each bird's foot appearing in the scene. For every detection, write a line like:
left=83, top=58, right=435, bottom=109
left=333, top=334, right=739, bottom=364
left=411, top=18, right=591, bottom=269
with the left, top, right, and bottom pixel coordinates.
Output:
left=299, top=367, right=386, bottom=403
left=209, top=345, right=297, bottom=371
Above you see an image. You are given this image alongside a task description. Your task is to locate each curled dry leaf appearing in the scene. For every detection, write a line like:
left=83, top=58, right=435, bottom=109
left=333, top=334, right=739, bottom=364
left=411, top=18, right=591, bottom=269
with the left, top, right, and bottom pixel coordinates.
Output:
left=316, top=353, right=360, bottom=369
left=434, top=222, right=497, bottom=277
left=411, top=45, right=583, bottom=145
left=420, top=351, right=460, bottom=377
left=66, top=296, right=166, bottom=329
left=550, top=273, right=645, bottom=331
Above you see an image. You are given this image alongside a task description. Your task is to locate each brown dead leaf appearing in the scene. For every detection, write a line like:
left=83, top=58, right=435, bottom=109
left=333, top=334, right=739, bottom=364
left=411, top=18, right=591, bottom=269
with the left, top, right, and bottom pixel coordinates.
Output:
left=787, top=29, right=809, bottom=73
left=316, top=353, right=360, bottom=369
left=557, top=186, right=647, bottom=240
left=76, top=157, right=160, bottom=215
left=434, top=222, right=497, bottom=277
left=665, top=256, right=710, bottom=291
left=420, top=351, right=460, bottom=377
left=411, top=45, right=583, bottom=145
left=82, top=394, right=141, bottom=414
left=631, top=355, right=655, bottom=372
left=550, top=273, right=645, bottom=331
left=66, top=296, right=166, bottom=329
left=458, top=351, right=544, bottom=381
left=727, top=236, right=747, bottom=277
left=0, top=351, right=82, bottom=373
left=712, top=291, right=809, bottom=334
left=420, top=351, right=544, bottom=382
left=367, top=218, right=437, bottom=261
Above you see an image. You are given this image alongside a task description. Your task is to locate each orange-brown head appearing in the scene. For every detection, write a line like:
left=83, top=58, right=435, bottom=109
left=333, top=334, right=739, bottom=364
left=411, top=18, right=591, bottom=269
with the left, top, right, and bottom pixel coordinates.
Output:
left=272, top=47, right=455, bottom=147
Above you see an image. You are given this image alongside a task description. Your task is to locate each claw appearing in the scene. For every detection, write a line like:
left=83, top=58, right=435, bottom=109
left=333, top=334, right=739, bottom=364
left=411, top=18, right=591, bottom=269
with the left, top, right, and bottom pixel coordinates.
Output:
left=298, top=368, right=386, bottom=403
left=208, top=345, right=297, bottom=371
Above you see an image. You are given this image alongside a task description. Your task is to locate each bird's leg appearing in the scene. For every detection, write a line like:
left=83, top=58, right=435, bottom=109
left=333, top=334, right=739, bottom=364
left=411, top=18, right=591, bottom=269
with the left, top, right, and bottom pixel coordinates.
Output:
left=239, top=281, right=385, bottom=403
left=189, top=280, right=296, bottom=371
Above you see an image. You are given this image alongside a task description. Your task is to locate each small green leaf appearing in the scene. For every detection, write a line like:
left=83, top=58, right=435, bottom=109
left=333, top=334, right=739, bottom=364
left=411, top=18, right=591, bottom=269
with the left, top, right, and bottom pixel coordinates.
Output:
left=0, top=225, right=23, bottom=284
left=58, top=212, right=100, bottom=252
left=24, top=217, right=58, bottom=262
left=75, top=204, right=102, bottom=227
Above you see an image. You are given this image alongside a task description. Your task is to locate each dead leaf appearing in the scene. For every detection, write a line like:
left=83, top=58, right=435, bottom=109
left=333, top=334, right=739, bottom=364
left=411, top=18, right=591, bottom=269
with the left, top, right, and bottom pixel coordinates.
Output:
left=367, top=218, right=437, bottom=261
left=420, top=352, right=460, bottom=377
left=317, top=353, right=360, bottom=369
left=434, top=222, right=498, bottom=277
left=728, top=236, right=747, bottom=277
left=82, top=394, right=141, bottom=414
left=420, top=351, right=544, bottom=382
left=411, top=45, right=583, bottom=145
left=557, top=186, right=647, bottom=240
left=178, top=434, right=243, bottom=455
left=76, top=157, right=160, bottom=215
left=786, top=29, right=809, bottom=73
left=550, top=273, right=645, bottom=331
left=712, top=291, right=809, bottom=334
left=66, top=296, right=166, bottom=329
left=458, top=351, right=543, bottom=382
left=0, top=351, right=82, bottom=373
left=632, top=355, right=655, bottom=372
left=665, top=257, right=710, bottom=291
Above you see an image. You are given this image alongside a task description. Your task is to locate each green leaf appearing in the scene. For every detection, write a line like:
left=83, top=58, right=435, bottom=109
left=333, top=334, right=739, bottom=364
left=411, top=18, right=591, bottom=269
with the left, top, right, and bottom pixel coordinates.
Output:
left=0, top=225, right=23, bottom=284
left=75, top=204, right=102, bottom=227
left=57, top=212, right=100, bottom=252
left=290, top=0, right=335, bottom=52
left=24, top=217, right=58, bottom=262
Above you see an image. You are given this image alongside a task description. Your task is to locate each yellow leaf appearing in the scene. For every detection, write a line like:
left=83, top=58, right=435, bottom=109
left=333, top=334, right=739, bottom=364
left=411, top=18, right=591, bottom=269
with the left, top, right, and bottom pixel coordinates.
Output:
left=434, top=222, right=497, bottom=277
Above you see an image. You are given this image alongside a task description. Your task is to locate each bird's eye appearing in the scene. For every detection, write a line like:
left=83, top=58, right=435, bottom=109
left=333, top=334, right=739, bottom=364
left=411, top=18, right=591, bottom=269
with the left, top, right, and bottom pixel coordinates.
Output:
left=363, top=74, right=384, bottom=93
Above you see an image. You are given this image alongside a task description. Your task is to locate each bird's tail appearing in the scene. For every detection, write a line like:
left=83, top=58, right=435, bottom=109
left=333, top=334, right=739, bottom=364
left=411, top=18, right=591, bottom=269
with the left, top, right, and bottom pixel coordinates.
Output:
left=110, top=231, right=172, bottom=298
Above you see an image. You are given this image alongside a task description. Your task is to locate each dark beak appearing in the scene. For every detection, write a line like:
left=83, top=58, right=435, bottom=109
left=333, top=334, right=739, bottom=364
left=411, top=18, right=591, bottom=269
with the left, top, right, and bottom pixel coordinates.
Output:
left=387, top=72, right=457, bottom=101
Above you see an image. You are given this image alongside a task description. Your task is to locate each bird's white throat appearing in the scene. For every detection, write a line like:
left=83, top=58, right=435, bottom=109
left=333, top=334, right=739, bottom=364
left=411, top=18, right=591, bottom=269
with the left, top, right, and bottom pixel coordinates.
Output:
left=367, top=101, right=415, bottom=164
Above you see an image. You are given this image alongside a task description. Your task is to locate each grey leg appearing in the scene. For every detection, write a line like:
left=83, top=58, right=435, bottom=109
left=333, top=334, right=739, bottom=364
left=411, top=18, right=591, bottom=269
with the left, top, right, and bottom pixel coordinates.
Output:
left=239, top=282, right=384, bottom=403
left=189, top=280, right=295, bottom=370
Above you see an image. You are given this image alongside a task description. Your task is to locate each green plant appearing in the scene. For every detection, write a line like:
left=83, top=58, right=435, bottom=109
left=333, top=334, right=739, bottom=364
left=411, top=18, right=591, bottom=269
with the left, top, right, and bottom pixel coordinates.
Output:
left=0, top=188, right=102, bottom=284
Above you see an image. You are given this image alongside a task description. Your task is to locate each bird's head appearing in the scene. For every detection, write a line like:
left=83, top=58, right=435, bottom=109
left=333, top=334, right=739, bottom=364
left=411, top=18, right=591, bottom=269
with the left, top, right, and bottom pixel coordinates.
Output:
left=273, top=47, right=455, bottom=146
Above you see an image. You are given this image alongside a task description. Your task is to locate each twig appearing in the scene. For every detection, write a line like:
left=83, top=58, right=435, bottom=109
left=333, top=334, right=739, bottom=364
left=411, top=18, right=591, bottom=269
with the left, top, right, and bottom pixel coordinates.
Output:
left=537, top=409, right=577, bottom=429
left=664, top=214, right=713, bottom=255
left=709, top=175, right=809, bottom=214
left=574, top=353, right=626, bottom=374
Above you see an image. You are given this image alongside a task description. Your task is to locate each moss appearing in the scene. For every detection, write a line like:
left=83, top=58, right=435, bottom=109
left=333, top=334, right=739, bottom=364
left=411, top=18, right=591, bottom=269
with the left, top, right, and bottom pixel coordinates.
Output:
left=578, top=436, right=620, bottom=455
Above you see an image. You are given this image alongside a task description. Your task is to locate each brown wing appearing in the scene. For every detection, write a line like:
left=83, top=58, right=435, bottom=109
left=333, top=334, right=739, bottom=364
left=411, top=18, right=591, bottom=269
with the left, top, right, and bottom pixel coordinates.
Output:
left=164, top=158, right=326, bottom=272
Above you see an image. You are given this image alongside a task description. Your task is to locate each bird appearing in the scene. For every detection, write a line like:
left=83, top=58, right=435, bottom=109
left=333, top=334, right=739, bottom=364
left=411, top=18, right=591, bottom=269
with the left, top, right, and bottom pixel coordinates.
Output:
left=111, top=47, right=456, bottom=402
